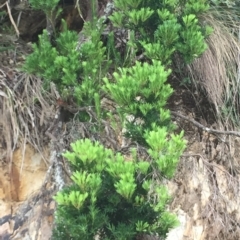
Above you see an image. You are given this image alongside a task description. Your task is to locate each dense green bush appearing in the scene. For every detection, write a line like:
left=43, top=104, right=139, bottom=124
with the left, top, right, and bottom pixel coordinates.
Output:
left=23, top=0, right=211, bottom=239
left=53, top=133, right=185, bottom=239
left=103, top=0, right=211, bottom=143
left=109, top=0, right=211, bottom=64
left=23, top=20, right=109, bottom=106
left=103, top=60, right=174, bottom=144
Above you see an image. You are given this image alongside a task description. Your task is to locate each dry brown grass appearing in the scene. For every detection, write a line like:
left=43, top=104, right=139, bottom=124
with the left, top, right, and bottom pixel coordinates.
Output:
left=187, top=12, right=240, bottom=129
left=0, top=69, right=56, bottom=167
left=172, top=9, right=240, bottom=239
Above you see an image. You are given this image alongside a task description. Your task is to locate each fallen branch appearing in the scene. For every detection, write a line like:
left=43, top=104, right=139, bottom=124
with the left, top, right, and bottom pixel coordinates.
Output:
left=171, top=111, right=240, bottom=138
left=0, top=1, right=20, bottom=37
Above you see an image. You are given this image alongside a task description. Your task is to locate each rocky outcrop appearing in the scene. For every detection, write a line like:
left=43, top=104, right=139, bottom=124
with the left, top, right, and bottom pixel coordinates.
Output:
left=0, top=145, right=54, bottom=240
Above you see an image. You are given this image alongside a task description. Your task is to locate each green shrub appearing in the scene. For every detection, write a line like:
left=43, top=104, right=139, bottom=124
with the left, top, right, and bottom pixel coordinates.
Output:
left=103, top=60, right=174, bottom=144
left=29, top=0, right=59, bottom=13
left=22, top=0, right=211, bottom=239
left=103, top=0, right=211, bottom=143
left=23, top=20, right=109, bottom=106
left=109, top=0, right=211, bottom=64
left=53, top=134, right=185, bottom=239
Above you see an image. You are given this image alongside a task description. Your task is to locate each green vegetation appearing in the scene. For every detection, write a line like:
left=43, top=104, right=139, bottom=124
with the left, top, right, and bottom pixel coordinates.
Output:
left=23, top=20, right=109, bottom=106
left=53, top=136, right=185, bottom=239
left=22, top=0, right=212, bottom=239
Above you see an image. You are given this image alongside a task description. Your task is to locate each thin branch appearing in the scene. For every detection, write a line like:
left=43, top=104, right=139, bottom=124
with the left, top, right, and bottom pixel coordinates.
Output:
left=1, top=1, right=20, bottom=37
left=171, top=111, right=240, bottom=138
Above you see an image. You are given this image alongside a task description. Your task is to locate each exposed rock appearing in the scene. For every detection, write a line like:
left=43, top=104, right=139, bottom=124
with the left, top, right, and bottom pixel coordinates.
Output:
left=0, top=145, right=54, bottom=240
left=166, top=129, right=240, bottom=240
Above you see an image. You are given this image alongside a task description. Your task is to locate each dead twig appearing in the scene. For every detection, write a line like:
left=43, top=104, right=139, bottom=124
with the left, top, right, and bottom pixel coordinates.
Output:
left=0, top=1, right=20, bottom=37
left=171, top=111, right=240, bottom=138
left=75, top=0, right=85, bottom=22
left=181, top=153, right=233, bottom=176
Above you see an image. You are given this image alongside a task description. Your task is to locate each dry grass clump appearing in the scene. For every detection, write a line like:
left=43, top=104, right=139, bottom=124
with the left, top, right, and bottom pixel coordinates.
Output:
left=187, top=11, right=240, bottom=130
left=0, top=69, right=56, bottom=165
left=173, top=8, right=240, bottom=240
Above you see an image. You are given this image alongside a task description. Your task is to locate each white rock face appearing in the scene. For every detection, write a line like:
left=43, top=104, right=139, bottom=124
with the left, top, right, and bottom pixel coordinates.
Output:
left=166, top=209, right=187, bottom=240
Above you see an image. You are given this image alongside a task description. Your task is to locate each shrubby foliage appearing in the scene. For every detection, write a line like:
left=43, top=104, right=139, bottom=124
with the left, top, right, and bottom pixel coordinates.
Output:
left=23, top=0, right=211, bottom=239
left=110, top=0, right=211, bottom=64
left=103, top=61, right=174, bottom=144
left=103, top=0, right=211, bottom=142
left=23, top=20, right=109, bottom=106
left=53, top=136, right=185, bottom=239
